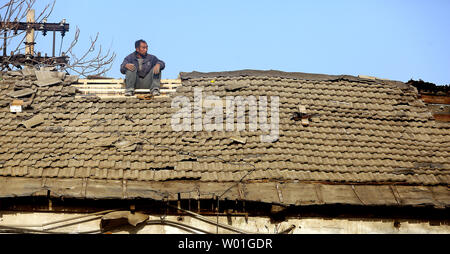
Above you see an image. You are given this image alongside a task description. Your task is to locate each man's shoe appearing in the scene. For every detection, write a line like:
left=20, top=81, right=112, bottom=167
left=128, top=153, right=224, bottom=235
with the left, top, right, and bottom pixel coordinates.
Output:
left=152, top=90, right=161, bottom=96
left=125, top=90, right=134, bottom=96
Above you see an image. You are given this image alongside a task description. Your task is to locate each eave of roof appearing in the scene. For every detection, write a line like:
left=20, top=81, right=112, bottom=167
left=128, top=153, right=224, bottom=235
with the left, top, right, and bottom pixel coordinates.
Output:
left=0, top=177, right=448, bottom=208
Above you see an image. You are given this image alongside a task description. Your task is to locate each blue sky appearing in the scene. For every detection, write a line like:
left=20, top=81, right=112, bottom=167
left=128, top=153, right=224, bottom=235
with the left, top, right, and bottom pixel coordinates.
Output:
left=24, top=0, right=450, bottom=84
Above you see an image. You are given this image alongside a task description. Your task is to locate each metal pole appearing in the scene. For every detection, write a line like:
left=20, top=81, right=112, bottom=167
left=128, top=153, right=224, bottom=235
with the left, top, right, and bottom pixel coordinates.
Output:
left=3, top=31, right=6, bottom=56
left=52, top=30, right=55, bottom=57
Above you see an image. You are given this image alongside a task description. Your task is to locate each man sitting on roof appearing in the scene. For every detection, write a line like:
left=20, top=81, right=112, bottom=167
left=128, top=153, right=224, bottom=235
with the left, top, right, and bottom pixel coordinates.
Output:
left=120, top=39, right=165, bottom=96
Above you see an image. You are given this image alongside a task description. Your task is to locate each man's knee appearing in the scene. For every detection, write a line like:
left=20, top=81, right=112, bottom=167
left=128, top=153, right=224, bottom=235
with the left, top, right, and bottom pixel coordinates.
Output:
left=126, top=69, right=137, bottom=76
left=153, top=70, right=162, bottom=80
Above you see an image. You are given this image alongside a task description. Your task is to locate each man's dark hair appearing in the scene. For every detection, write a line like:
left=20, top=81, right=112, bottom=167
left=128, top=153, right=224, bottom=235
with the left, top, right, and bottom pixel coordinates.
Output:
left=135, top=39, right=147, bottom=49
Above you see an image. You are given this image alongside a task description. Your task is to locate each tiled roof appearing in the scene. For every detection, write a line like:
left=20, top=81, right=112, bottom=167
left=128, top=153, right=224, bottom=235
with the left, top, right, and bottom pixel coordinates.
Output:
left=0, top=70, right=449, bottom=208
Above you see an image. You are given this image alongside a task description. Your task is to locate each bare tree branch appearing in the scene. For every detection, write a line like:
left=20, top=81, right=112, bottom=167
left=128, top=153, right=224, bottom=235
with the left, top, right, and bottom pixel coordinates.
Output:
left=62, top=27, right=116, bottom=77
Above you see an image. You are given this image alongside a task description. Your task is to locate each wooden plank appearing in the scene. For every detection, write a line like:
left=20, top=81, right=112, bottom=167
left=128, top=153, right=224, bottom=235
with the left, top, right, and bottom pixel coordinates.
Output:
left=76, top=88, right=176, bottom=93
left=0, top=177, right=43, bottom=197
left=281, top=183, right=321, bottom=205
left=75, top=95, right=172, bottom=99
left=74, top=82, right=180, bottom=87
left=433, top=113, right=450, bottom=122
left=137, top=89, right=175, bottom=93
left=85, top=179, right=123, bottom=199
left=395, top=186, right=438, bottom=207
left=429, top=186, right=450, bottom=207
left=45, top=178, right=84, bottom=198
left=320, top=185, right=362, bottom=205
left=1, top=176, right=449, bottom=207
left=74, top=84, right=179, bottom=88
left=77, top=88, right=127, bottom=92
left=74, top=83, right=176, bottom=87
left=358, top=75, right=377, bottom=80
left=353, top=185, right=398, bottom=206
left=163, top=85, right=181, bottom=89
left=125, top=181, right=165, bottom=200
left=161, top=79, right=181, bottom=84
left=426, top=104, right=450, bottom=113
left=77, top=79, right=125, bottom=84
left=72, top=85, right=124, bottom=89
left=77, top=78, right=180, bottom=84
left=75, top=94, right=169, bottom=99
left=25, top=10, right=35, bottom=55
left=245, top=183, right=280, bottom=204
left=161, top=84, right=181, bottom=88
left=420, top=95, right=450, bottom=104
left=75, top=93, right=169, bottom=99
left=73, top=84, right=177, bottom=89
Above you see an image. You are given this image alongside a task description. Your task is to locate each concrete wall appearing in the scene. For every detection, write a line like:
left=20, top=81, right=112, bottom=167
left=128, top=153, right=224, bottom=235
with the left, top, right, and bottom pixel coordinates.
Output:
left=0, top=211, right=449, bottom=234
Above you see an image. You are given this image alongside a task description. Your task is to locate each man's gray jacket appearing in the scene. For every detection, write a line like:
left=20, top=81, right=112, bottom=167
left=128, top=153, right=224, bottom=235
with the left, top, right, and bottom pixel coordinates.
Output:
left=120, top=51, right=165, bottom=78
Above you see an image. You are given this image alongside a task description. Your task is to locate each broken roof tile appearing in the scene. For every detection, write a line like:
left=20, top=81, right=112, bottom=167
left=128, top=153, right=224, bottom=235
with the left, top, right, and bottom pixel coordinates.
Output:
left=20, top=115, right=45, bottom=129
left=7, top=88, right=35, bottom=98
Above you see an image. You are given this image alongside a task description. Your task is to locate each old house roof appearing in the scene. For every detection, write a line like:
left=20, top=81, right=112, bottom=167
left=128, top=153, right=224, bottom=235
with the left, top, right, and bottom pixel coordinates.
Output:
left=0, top=69, right=449, bottom=208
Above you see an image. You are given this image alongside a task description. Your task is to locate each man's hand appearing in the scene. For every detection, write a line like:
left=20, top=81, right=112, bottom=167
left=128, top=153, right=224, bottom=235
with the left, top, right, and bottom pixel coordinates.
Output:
left=153, top=63, right=161, bottom=75
left=125, top=64, right=136, bottom=71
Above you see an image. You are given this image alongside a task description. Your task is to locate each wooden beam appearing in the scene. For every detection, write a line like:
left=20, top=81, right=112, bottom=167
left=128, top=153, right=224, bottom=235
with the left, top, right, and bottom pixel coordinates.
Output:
left=73, top=84, right=178, bottom=89
left=75, top=79, right=180, bottom=92
left=162, top=79, right=181, bottom=84
left=75, top=94, right=169, bottom=99
left=433, top=113, right=450, bottom=122
left=76, top=88, right=176, bottom=93
left=0, top=22, right=69, bottom=32
left=25, top=10, right=35, bottom=55
left=0, top=55, right=69, bottom=65
left=3, top=31, right=6, bottom=57
left=77, top=79, right=181, bottom=82
left=420, top=95, right=450, bottom=105
left=72, top=78, right=182, bottom=99
left=72, top=84, right=123, bottom=89
left=77, top=79, right=124, bottom=84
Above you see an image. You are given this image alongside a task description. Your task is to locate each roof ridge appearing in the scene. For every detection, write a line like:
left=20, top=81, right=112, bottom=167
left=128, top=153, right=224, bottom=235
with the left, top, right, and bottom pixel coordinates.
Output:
left=179, top=69, right=411, bottom=90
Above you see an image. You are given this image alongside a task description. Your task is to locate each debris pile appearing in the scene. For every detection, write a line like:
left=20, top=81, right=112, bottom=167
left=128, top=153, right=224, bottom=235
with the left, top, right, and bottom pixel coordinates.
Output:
left=1, top=67, right=79, bottom=114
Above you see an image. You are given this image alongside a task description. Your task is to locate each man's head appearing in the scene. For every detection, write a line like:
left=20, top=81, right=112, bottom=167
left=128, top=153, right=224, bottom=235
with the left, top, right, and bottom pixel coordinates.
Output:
left=135, top=39, right=148, bottom=56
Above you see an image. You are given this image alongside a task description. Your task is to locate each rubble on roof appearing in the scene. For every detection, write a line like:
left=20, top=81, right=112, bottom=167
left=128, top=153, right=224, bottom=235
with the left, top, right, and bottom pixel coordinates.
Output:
left=6, top=71, right=23, bottom=77
left=230, top=136, right=247, bottom=144
left=291, top=105, right=315, bottom=126
left=21, top=67, right=36, bottom=77
left=64, top=75, right=79, bottom=84
left=224, top=82, right=248, bottom=91
left=36, top=77, right=62, bottom=87
left=20, top=114, right=45, bottom=128
left=35, top=70, right=63, bottom=80
left=182, top=137, right=202, bottom=143
left=115, top=140, right=138, bottom=152
left=7, top=88, right=35, bottom=98
left=96, top=137, right=120, bottom=147
left=0, top=99, right=9, bottom=107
